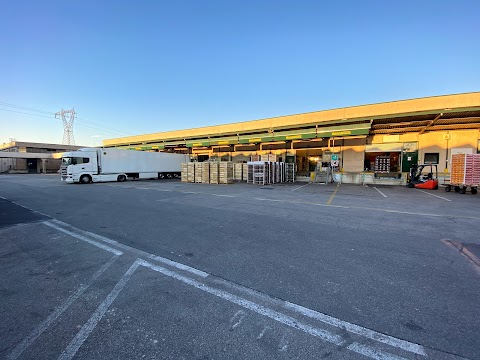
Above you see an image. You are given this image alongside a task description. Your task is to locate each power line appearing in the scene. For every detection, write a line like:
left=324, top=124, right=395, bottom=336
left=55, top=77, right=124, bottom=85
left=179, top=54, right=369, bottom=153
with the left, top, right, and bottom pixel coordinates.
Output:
left=0, top=108, right=52, bottom=118
left=0, top=101, right=55, bottom=115
left=0, top=108, right=128, bottom=136
left=0, top=102, right=131, bottom=136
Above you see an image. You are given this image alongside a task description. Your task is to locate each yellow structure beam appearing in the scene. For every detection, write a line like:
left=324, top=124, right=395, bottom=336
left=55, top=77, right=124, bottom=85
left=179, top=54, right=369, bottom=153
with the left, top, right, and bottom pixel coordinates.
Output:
left=103, top=92, right=480, bottom=147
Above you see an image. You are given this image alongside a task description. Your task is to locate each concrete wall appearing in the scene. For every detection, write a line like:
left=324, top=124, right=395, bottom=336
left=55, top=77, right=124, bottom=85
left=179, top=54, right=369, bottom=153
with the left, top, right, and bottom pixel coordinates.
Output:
left=368, top=129, right=480, bottom=175
left=0, top=158, right=15, bottom=173
left=341, top=138, right=365, bottom=172
left=420, top=130, right=478, bottom=172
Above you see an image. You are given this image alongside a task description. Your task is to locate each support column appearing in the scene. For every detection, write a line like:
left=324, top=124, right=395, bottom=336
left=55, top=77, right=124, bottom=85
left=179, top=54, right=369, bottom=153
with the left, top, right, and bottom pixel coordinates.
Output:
left=41, top=159, right=46, bottom=174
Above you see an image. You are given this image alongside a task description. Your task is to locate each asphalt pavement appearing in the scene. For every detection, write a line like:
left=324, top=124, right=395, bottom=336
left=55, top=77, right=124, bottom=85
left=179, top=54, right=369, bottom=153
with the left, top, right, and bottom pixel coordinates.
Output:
left=1, top=174, right=479, bottom=360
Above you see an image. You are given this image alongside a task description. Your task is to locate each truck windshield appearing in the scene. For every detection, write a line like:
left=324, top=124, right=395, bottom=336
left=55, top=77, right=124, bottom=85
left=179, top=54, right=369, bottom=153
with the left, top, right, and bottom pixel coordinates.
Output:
left=62, top=157, right=90, bottom=165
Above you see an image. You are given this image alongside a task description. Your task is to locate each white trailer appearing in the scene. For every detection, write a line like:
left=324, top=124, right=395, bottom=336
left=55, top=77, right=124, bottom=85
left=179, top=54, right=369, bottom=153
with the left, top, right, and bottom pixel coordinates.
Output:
left=60, top=148, right=190, bottom=184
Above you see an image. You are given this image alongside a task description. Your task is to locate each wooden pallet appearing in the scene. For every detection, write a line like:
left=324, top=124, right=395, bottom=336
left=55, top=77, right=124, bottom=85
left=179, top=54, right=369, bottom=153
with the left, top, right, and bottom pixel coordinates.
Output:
left=202, top=162, right=210, bottom=184
left=187, top=163, right=195, bottom=183
left=210, top=162, right=219, bottom=184
left=181, top=163, right=188, bottom=182
left=219, top=162, right=233, bottom=184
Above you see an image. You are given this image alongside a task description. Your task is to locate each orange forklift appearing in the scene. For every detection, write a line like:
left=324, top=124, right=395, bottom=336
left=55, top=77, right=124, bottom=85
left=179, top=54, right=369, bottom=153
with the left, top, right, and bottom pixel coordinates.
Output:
left=406, top=164, right=439, bottom=190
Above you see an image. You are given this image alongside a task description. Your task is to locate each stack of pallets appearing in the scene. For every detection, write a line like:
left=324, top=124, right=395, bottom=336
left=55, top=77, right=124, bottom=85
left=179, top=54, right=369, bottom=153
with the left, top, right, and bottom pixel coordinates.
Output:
left=233, top=163, right=243, bottom=181
left=201, top=162, right=210, bottom=183
left=181, top=163, right=188, bottom=182
left=219, top=162, right=233, bottom=184
left=242, top=163, right=248, bottom=181
left=194, top=163, right=202, bottom=183
left=187, top=163, right=195, bottom=183
left=210, top=162, right=219, bottom=184
left=261, top=154, right=278, bottom=162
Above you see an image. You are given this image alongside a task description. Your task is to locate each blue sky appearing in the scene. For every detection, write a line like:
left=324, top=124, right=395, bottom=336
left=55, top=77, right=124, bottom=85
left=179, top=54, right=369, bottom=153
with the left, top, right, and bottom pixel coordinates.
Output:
left=1, top=0, right=479, bottom=146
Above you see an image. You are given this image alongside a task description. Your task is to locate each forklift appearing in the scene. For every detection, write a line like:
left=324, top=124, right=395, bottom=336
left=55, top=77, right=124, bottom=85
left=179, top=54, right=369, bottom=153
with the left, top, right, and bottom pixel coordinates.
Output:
left=406, top=163, right=439, bottom=190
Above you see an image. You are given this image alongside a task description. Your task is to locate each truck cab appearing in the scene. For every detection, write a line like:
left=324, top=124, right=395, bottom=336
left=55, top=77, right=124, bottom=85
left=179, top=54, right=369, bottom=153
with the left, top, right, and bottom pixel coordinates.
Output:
left=60, top=149, right=98, bottom=183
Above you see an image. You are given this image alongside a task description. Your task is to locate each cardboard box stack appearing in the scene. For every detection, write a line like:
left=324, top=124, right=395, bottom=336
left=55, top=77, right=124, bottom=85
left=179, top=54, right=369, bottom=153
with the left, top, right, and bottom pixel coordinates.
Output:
left=187, top=163, right=195, bottom=183
left=219, top=162, right=233, bottom=184
left=210, top=162, right=219, bottom=184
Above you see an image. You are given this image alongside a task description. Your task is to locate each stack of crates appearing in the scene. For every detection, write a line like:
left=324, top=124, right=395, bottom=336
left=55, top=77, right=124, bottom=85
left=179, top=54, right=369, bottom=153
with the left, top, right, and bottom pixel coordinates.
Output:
left=242, top=163, right=248, bottom=181
left=181, top=163, right=188, bottom=182
left=233, top=163, right=243, bottom=181
left=451, top=154, right=480, bottom=185
left=201, top=162, right=210, bottom=183
left=251, top=155, right=261, bottom=161
left=219, top=162, right=233, bottom=184
left=473, top=155, right=480, bottom=185
left=375, top=156, right=390, bottom=173
left=248, top=161, right=267, bottom=185
left=194, top=163, right=202, bottom=183
left=187, top=163, right=195, bottom=183
left=286, top=163, right=295, bottom=182
left=210, top=162, right=219, bottom=184
left=261, top=154, right=278, bottom=162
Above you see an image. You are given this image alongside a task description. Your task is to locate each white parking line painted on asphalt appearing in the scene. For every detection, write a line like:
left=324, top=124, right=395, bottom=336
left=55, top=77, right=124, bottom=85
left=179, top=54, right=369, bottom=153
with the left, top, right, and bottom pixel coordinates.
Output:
left=254, top=198, right=282, bottom=202
left=291, top=183, right=310, bottom=191
left=373, top=187, right=388, bottom=198
left=252, top=196, right=480, bottom=220
left=137, top=259, right=343, bottom=343
left=284, top=301, right=426, bottom=356
left=41, top=220, right=425, bottom=359
left=43, top=221, right=123, bottom=256
left=6, top=256, right=119, bottom=360
left=415, top=189, right=452, bottom=202
left=347, top=342, right=406, bottom=360
left=48, top=219, right=209, bottom=278
left=58, top=261, right=141, bottom=360
left=137, top=259, right=414, bottom=360
left=211, top=194, right=236, bottom=197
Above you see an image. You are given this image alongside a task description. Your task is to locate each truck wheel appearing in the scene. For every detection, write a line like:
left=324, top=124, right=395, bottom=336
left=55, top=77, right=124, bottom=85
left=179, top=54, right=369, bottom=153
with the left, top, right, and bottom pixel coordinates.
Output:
left=117, top=175, right=126, bottom=182
left=445, top=185, right=451, bottom=192
left=80, top=175, right=91, bottom=184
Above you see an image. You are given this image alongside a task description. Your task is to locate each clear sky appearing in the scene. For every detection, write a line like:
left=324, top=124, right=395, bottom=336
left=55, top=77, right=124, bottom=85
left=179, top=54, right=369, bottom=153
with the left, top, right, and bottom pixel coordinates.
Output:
left=1, top=0, right=479, bottom=147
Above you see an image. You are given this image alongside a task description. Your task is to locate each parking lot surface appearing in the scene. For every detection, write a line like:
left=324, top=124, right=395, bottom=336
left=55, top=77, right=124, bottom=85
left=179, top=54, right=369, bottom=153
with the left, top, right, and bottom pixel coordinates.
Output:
left=1, top=174, right=479, bottom=359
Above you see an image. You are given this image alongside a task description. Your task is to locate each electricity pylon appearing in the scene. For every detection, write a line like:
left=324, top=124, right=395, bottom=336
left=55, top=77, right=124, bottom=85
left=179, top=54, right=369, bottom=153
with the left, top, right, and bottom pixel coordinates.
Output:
left=55, top=108, right=76, bottom=145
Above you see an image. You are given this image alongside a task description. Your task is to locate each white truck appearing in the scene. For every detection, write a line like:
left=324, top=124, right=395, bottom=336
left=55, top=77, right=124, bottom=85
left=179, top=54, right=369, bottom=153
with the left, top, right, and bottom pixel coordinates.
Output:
left=60, top=148, right=189, bottom=184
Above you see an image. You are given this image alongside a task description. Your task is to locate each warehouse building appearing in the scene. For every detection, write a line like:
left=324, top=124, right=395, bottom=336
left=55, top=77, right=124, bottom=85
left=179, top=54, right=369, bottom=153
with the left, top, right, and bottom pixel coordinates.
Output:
left=103, top=93, right=480, bottom=184
left=0, top=141, right=83, bottom=173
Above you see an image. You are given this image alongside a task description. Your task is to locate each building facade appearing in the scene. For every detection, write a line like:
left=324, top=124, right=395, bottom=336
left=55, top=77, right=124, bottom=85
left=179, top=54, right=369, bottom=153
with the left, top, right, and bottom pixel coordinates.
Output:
left=103, top=93, right=480, bottom=184
left=0, top=142, right=84, bottom=173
